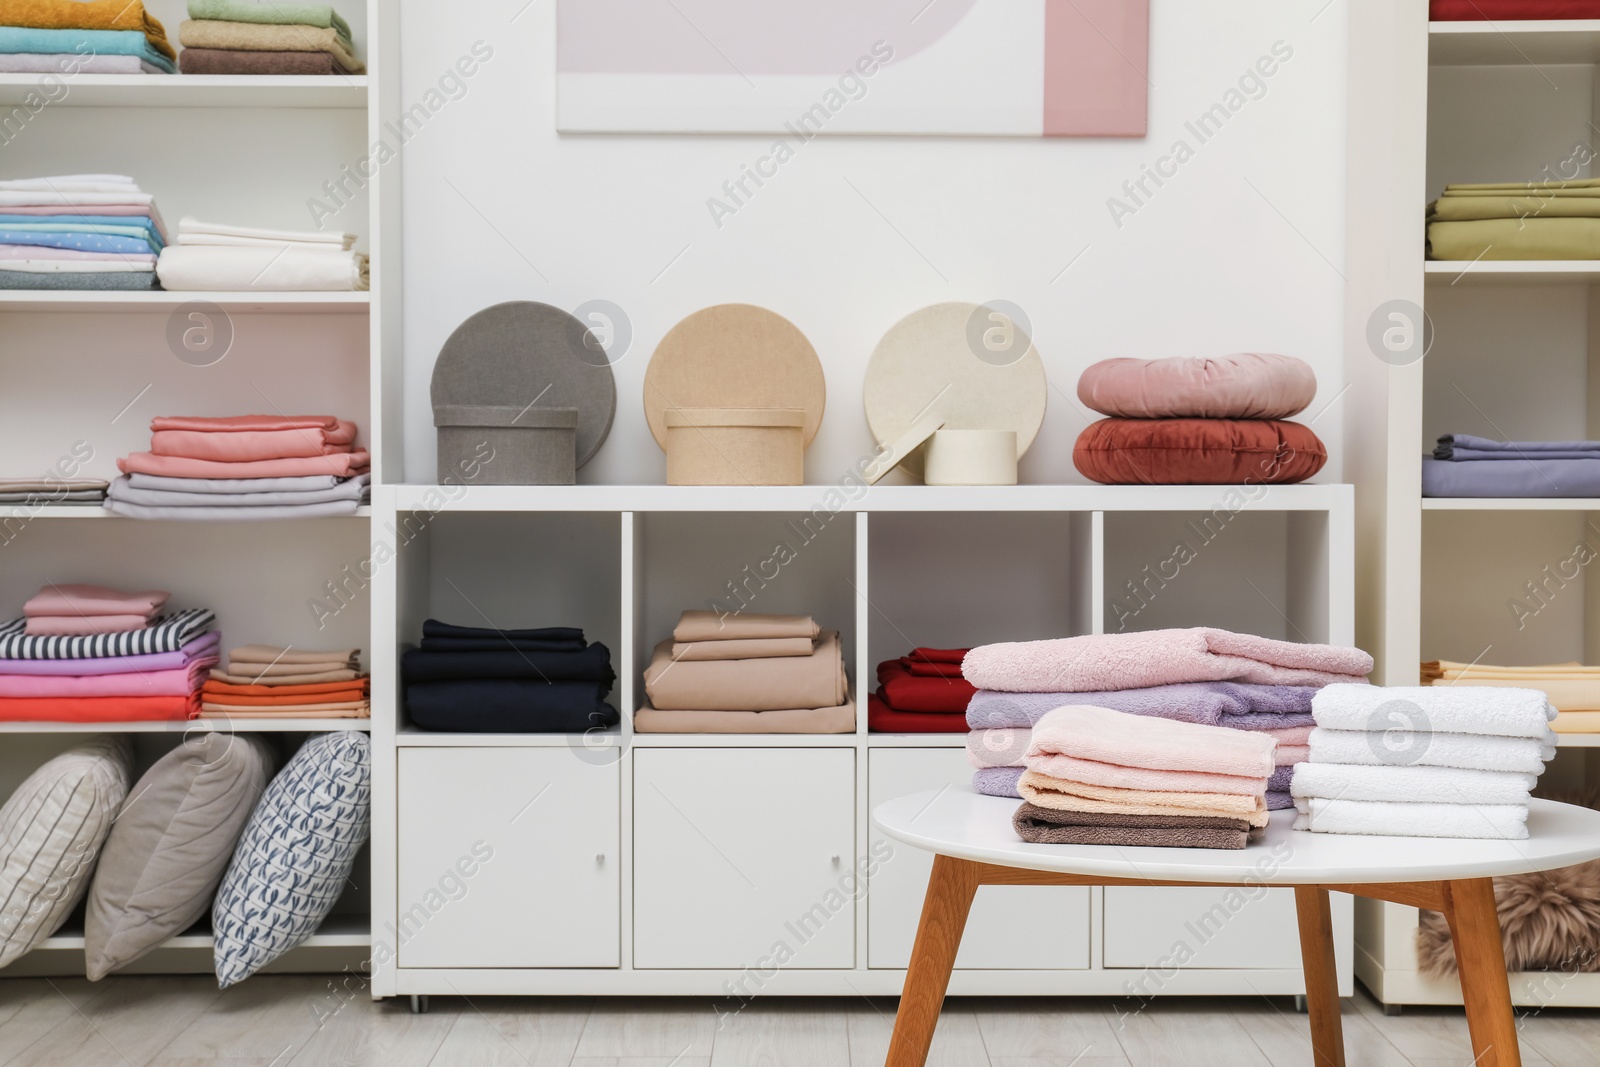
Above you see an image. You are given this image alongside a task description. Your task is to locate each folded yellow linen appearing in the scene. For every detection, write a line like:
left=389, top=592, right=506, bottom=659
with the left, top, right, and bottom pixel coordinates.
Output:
left=0, top=0, right=175, bottom=59
left=178, top=19, right=364, bottom=72
left=1553, top=711, right=1600, bottom=733
left=1017, top=770, right=1270, bottom=826
left=1430, top=196, right=1600, bottom=222
left=1424, top=660, right=1600, bottom=712
left=1445, top=179, right=1600, bottom=192
left=1428, top=218, right=1600, bottom=260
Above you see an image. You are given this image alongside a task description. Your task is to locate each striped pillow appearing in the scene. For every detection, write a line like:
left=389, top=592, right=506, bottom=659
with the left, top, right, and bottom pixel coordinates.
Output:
left=0, top=736, right=133, bottom=969
left=212, top=732, right=370, bottom=988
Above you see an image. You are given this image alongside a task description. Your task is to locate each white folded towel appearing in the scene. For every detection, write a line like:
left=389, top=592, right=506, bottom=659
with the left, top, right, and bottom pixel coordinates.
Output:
left=155, top=245, right=369, bottom=292
left=1307, top=727, right=1553, bottom=774
left=176, top=217, right=355, bottom=249
left=1290, top=762, right=1536, bottom=806
left=0, top=191, right=153, bottom=207
left=1313, top=683, right=1554, bottom=739
left=0, top=175, right=138, bottom=193
left=1293, top=796, right=1528, bottom=840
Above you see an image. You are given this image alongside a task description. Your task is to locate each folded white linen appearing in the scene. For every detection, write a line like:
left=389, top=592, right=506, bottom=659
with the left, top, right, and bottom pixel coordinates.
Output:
left=1289, top=762, right=1536, bottom=806
left=126, top=472, right=351, bottom=493
left=0, top=191, right=154, bottom=207
left=0, top=176, right=138, bottom=192
left=175, top=232, right=357, bottom=251
left=0, top=260, right=156, bottom=274
left=155, top=245, right=368, bottom=292
left=103, top=499, right=363, bottom=520
left=1293, top=796, right=1528, bottom=840
left=1312, top=683, right=1554, bottom=739
left=0, top=54, right=164, bottom=74
left=1307, top=727, right=1554, bottom=774
left=176, top=217, right=354, bottom=248
left=107, top=474, right=368, bottom=508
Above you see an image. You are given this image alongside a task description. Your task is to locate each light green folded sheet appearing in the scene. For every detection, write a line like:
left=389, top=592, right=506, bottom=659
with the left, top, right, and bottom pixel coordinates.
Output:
left=186, top=0, right=351, bottom=46
left=1428, top=218, right=1600, bottom=260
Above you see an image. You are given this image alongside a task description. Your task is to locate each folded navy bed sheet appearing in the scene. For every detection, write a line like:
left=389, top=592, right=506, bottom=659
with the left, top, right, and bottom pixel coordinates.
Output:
left=401, top=644, right=615, bottom=683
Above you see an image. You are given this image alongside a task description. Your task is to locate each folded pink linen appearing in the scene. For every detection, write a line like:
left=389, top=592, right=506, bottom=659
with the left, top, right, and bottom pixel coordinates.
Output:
left=118, top=450, right=370, bottom=479
left=0, top=659, right=216, bottom=698
left=1262, top=725, right=1314, bottom=745
left=25, top=614, right=152, bottom=636
left=1277, top=744, right=1309, bottom=766
left=1018, top=770, right=1272, bottom=825
left=1026, top=752, right=1269, bottom=795
left=150, top=415, right=345, bottom=433
left=23, top=583, right=169, bottom=617
left=1027, top=704, right=1278, bottom=779
left=150, top=422, right=357, bottom=462
left=963, top=628, right=1373, bottom=693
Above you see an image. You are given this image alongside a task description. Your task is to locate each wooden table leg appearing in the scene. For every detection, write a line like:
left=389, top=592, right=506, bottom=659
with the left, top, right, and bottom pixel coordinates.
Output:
left=885, top=854, right=979, bottom=1067
left=1294, top=886, right=1346, bottom=1067
left=1443, top=878, right=1521, bottom=1067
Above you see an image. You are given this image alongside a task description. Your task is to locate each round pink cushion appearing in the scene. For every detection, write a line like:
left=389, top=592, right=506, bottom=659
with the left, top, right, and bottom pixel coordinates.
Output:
left=1077, top=353, right=1317, bottom=419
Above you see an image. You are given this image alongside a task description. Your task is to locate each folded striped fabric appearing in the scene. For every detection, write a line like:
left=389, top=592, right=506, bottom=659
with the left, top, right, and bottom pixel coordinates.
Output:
left=0, top=608, right=214, bottom=659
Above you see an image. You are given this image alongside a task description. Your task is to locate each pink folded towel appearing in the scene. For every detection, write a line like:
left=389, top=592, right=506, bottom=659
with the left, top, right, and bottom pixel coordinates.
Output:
left=1028, top=704, right=1278, bottom=778
left=24, top=614, right=153, bottom=636
left=1018, top=770, right=1272, bottom=826
left=23, top=583, right=169, bottom=617
left=118, top=450, right=370, bottom=479
left=1276, top=744, right=1309, bottom=766
left=150, top=415, right=345, bottom=433
left=150, top=422, right=357, bottom=462
left=1027, top=752, right=1269, bottom=795
left=963, top=627, right=1372, bottom=693
left=0, top=659, right=217, bottom=698
left=1262, top=724, right=1314, bottom=745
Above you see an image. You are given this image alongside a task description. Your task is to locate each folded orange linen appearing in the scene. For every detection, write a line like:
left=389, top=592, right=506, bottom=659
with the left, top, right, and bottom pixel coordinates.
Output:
left=202, top=700, right=369, bottom=714
left=150, top=421, right=357, bottom=462
left=202, top=678, right=367, bottom=698
left=199, top=688, right=367, bottom=706
left=0, top=0, right=176, bottom=59
left=0, top=693, right=197, bottom=721
left=200, top=706, right=370, bottom=719
left=118, top=450, right=370, bottom=479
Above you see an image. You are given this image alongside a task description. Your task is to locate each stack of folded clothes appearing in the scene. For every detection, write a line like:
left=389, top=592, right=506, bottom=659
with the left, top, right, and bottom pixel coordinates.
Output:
left=0, top=585, right=216, bottom=722
left=1425, top=659, right=1600, bottom=733
left=964, top=626, right=1371, bottom=808
left=1294, top=684, right=1554, bottom=840
left=1422, top=434, right=1600, bottom=498
left=637, top=611, right=853, bottom=733
left=404, top=620, right=617, bottom=733
left=178, top=0, right=363, bottom=75
left=1429, top=178, right=1600, bottom=260
left=0, top=0, right=175, bottom=74
left=156, top=217, right=367, bottom=292
left=868, top=647, right=974, bottom=732
left=203, top=645, right=368, bottom=719
left=1432, top=0, right=1600, bottom=16
left=0, top=477, right=108, bottom=506
left=1072, top=354, right=1327, bottom=485
left=0, top=175, right=165, bottom=291
left=107, top=415, right=369, bottom=519
left=1013, top=705, right=1276, bottom=850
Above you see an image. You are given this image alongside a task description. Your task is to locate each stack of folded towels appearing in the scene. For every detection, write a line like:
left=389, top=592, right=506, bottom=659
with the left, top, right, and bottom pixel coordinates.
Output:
left=177, top=0, right=363, bottom=75
left=1293, top=684, right=1555, bottom=840
left=1429, top=179, right=1600, bottom=261
left=0, top=585, right=216, bottom=722
left=404, top=620, right=617, bottom=733
left=868, top=647, right=974, bottom=732
left=108, top=415, right=370, bottom=519
left=1425, top=659, right=1600, bottom=734
left=965, top=627, right=1371, bottom=809
left=0, top=175, right=165, bottom=291
left=1422, top=434, right=1600, bottom=498
left=156, top=217, right=367, bottom=293
left=203, top=645, right=368, bottom=719
left=0, top=0, right=175, bottom=74
left=1014, top=705, right=1276, bottom=850
left=1072, top=354, right=1327, bottom=486
left=637, top=611, right=853, bottom=733
left=0, top=477, right=108, bottom=506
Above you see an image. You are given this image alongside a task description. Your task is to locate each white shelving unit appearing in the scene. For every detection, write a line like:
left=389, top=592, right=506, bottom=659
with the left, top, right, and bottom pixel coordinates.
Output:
left=1351, top=0, right=1600, bottom=1009
left=0, top=0, right=388, bottom=978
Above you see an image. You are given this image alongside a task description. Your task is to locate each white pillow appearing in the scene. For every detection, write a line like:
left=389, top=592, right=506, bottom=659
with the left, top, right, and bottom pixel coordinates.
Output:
left=0, top=736, right=133, bottom=969
left=212, top=732, right=370, bottom=988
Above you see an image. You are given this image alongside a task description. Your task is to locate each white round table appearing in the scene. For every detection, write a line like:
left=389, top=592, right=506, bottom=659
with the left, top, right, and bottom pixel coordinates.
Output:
left=873, top=790, right=1600, bottom=1067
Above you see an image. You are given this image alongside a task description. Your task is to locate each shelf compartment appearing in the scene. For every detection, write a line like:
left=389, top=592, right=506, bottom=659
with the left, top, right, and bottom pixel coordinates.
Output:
left=0, top=291, right=371, bottom=313
left=0, top=74, right=368, bottom=109
left=1429, top=21, right=1600, bottom=66
left=1425, top=261, right=1600, bottom=286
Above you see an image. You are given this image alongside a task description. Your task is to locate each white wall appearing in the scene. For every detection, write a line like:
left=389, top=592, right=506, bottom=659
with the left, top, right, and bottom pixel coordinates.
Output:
left=397, top=0, right=1350, bottom=486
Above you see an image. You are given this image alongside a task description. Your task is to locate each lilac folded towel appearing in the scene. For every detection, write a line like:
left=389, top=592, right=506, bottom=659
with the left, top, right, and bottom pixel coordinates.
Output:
left=973, top=766, right=1023, bottom=799
left=1266, top=791, right=1293, bottom=810
left=966, top=681, right=1320, bottom=730
left=968, top=727, right=1028, bottom=768
left=963, top=628, right=1372, bottom=693
left=1268, top=765, right=1295, bottom=792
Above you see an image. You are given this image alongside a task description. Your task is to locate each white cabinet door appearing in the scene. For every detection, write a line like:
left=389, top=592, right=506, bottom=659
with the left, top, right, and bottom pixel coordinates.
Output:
left=1103, top=887, right=1302, bottom=970
left=868, top=749, right=1091, bottom=970
left=634, top=749, right=855, bottom=969
left=397, top=748, right=619, bottom=968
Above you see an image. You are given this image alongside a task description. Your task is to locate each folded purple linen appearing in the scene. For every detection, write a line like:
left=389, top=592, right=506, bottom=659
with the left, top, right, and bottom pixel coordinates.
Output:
left=965, top=681, right=1320, bottom=730
left=1267, top=790, right=1293, bottom=810
left=973, top=766, right=1024, bottom=799
left=1268, top=765, right=1296, bottom=792
left=1421, top=455, right=1600, bottom=498
left=0, top=630, right=220, bottom=676
left=1434, top=433, right=1600, bottom=459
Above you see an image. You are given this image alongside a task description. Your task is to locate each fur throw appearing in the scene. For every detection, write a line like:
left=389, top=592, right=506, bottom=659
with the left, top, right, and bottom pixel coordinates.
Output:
left=1417, top=786, right=1600, bottom=977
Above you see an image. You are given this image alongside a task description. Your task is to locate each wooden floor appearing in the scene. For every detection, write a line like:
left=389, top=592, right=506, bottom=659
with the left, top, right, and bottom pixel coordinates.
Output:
left=0, top=976, right=1596, bottom=1066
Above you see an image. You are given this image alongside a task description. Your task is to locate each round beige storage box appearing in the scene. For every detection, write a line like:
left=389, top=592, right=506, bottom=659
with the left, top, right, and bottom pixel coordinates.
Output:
left=664, top=407, right=806, bottom=486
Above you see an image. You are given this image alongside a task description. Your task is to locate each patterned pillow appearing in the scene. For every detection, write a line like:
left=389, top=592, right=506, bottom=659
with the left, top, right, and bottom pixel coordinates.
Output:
left=212, top=732, right=370, bottom=988
left=0, top=736, right=133, bottom=969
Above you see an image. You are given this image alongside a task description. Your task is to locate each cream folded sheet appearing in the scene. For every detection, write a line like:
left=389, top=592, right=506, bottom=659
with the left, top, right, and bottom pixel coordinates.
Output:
left=671, top=610, right=820, bottom=643
left=156, top=245, right=368, bottom=292
left=643, top=630, right=845, bottom=711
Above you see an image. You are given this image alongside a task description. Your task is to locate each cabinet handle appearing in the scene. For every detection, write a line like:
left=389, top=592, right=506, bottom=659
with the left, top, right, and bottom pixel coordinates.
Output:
left=595, top=853, right=605, bottom=865
left=831, top=854, right=841, bottom=865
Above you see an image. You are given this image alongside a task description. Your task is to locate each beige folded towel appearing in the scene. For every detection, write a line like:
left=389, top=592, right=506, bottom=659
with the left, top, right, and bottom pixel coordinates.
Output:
left=209, top=668, right=361, bottom=686
left=633, top=698, right=855, bottom=734
left=644, top=630, right=845, bottom=711
left=1018, top=770, right=1270, bottom=826
left=178, top=19, right=365, bottom=72
left=672, top=610, right=821, bottom=643
left=670, top=636, right=816, bottom=662
left=228, top=645, right=360, bottom=667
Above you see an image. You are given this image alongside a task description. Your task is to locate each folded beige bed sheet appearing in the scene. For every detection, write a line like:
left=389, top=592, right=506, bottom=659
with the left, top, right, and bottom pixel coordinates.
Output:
left=633, top=698, right=855, bottom=734
left=669, top=636, right=816, bottom=661
left=672, top=610, right=820, bottom=643
left=644, top=631, right=845, bottom=711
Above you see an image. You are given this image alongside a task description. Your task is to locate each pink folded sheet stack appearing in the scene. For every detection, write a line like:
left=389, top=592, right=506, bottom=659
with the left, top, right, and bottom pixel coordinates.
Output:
left=107, top=415, right=371, bottom=520
left=0, top=584, right=219, bottom=722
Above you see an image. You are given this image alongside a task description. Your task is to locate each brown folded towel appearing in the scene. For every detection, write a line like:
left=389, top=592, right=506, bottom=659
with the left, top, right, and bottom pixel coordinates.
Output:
left=633, top=697, right=855, bottom=734
left=670, top=636, right=816, bottom=662
left=1012, top=802, right=1263, bottom=849
left=178, top=47, right=354, bottom=75
left=644, top=630, right=845, bottom=711
left=177, top=19, right=365, bottom=72
left=229, top=645, right=360, bottom=666
left=672, top=610, right=820, bottom=643
left=209, top=668, right=361, bottom=686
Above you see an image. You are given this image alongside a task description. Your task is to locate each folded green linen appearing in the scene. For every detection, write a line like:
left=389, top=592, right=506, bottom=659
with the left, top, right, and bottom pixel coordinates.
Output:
left=1428, top=218, right=1600, bottom=260
left=1431, top=196, right=1600, bottom=222
left=188, top=0, right=352, bottom=45
left=1445, top=178, right=1600, bottom=192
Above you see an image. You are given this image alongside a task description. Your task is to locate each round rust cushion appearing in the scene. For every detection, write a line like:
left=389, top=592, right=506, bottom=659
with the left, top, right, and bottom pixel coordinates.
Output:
left=1073, top=418, right=1327, bottom=485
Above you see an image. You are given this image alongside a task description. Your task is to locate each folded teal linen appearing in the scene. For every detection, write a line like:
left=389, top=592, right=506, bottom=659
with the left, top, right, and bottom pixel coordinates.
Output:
left=187, top=0, right=353, bottom=47
left=0, top=28, right=176, bottom=72
left=0, top=221, right=163, bottom=249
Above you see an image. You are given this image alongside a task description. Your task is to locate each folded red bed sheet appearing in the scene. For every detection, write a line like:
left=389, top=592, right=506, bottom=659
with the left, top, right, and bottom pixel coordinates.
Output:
left=1431, top=0, right=1600, bottom=17
left=876, top=659, right=976, bottom=713
left=867, top=692, right=967, bottom=733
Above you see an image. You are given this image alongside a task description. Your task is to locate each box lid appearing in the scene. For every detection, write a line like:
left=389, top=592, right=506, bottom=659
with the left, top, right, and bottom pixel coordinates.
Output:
left=434, top=404, right=579, bottom=429
left=665, top=407, right=807, bottom=429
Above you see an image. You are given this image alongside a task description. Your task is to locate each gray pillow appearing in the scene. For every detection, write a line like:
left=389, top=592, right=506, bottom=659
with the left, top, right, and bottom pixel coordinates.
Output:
left=0, top=736, right=133, bottom=970
left=84, top=732, right=276, bottom=980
